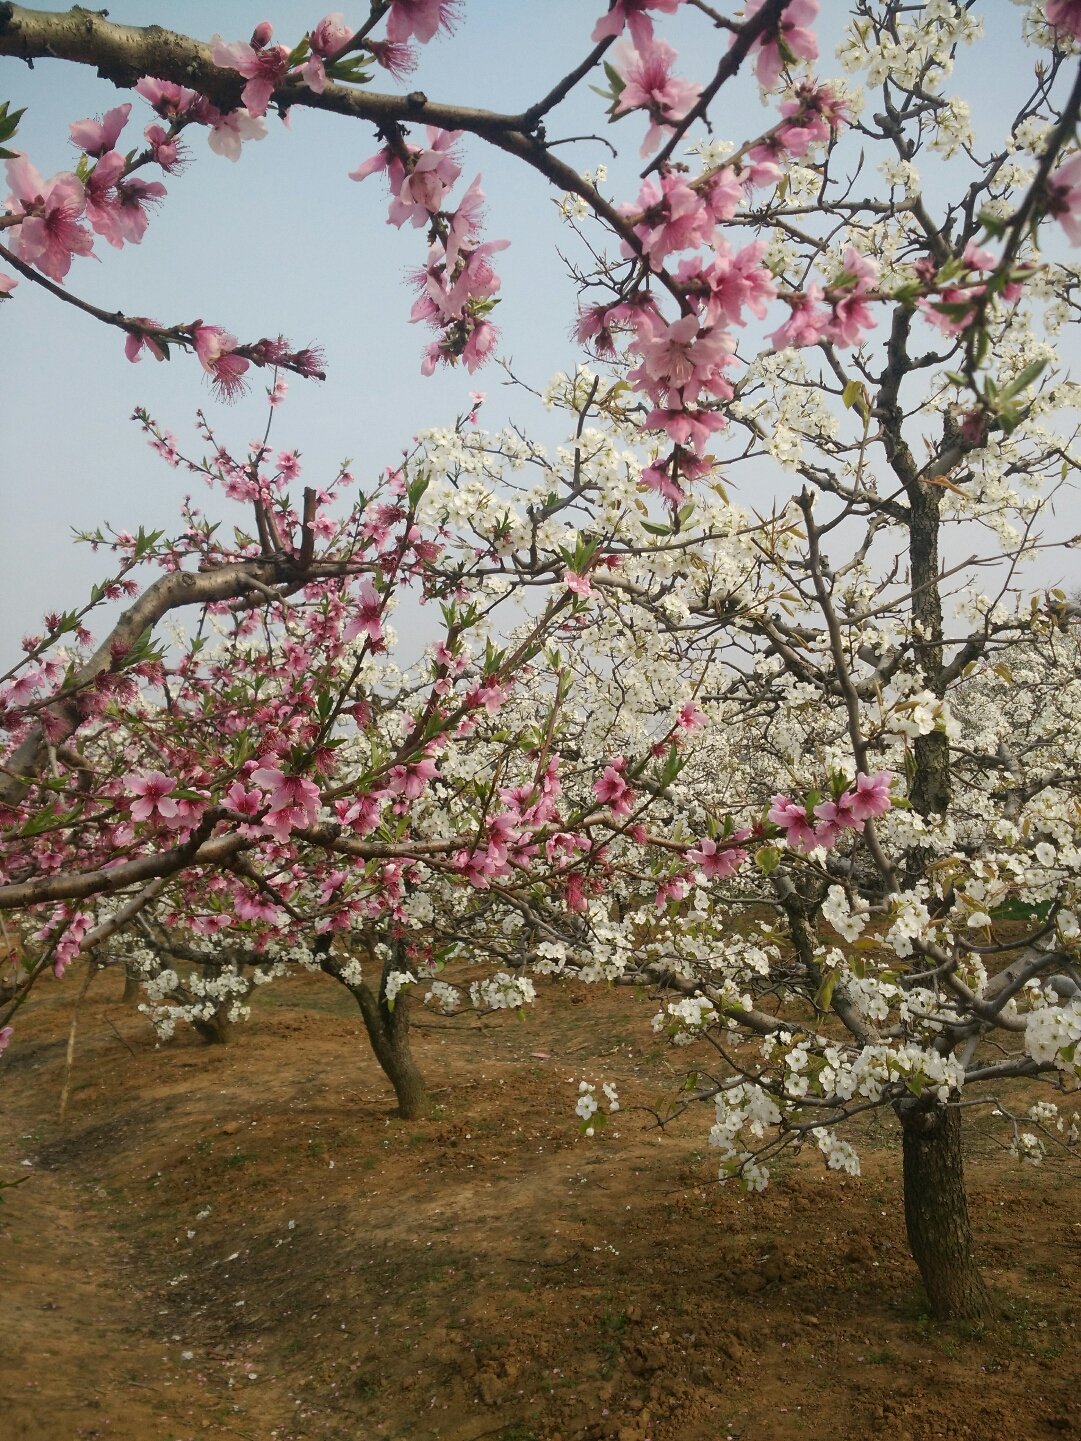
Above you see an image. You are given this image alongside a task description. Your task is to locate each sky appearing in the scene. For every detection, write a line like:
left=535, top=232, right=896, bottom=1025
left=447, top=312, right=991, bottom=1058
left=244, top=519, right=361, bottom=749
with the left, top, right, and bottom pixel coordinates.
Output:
left=0, top=0, right=1068, bottom=665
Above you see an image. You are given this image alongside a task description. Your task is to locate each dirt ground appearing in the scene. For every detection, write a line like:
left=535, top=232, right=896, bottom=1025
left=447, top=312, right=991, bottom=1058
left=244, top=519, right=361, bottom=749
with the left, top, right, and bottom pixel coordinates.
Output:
left=4, top=964, right=1081, bottom=1441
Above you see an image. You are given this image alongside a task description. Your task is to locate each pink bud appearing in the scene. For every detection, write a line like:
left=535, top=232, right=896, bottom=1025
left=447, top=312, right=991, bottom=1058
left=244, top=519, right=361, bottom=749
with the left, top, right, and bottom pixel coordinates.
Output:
left=251, top=20, right=274, bottom=47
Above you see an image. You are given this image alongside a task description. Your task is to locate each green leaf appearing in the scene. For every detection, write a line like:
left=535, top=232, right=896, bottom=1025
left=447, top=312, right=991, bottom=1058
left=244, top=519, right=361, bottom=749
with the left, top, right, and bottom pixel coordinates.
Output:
left=815, top=969, right=838, bottom=1012
left=996, top=358, right=1048, bottom=404
left=755, top=845, right=781, bottom=875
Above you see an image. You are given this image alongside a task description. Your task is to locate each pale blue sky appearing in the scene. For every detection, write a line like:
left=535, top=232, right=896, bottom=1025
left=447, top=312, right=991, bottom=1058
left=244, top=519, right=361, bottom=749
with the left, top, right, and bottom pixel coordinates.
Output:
left=0, top=1, right=1061, bottom=661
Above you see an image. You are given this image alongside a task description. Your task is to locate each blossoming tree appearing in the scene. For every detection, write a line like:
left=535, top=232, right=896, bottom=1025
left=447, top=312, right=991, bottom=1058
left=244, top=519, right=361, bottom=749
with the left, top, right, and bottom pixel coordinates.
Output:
left=3, top=0, right=1081, bottom=1321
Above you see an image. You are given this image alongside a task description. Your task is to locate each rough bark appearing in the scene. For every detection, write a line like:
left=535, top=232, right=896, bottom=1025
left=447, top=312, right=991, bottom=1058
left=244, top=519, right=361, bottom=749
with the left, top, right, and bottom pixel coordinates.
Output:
left=899, top=1099, right=993, bottom=1321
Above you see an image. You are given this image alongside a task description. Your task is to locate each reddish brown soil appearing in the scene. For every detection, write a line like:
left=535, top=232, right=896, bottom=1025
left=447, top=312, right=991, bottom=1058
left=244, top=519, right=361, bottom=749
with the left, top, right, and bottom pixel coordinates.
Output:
left=4, top=965, right=1080, bottom=1441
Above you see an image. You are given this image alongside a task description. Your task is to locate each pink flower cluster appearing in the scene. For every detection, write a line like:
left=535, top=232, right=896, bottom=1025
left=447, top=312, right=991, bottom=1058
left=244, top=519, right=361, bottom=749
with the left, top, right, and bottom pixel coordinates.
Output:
left=352, top=130, right=507, bottom=374
left=575, top=63, right=864, bottom=509
left=768, top=771, right=893, bottom=854
left=213, top=7, right=457, bottom=114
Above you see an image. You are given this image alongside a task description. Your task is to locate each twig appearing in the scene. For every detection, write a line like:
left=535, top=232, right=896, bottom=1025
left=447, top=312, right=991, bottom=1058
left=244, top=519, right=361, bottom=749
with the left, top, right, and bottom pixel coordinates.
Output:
left=58, top=961, right=97, bottom=1125
left=103, top=1012, right=138, bottom=1058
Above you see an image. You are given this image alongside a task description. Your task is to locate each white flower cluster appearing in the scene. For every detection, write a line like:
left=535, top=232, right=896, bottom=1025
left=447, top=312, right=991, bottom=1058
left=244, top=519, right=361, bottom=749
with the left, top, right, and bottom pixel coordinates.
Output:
left=384, top=970, right=416, bottom=1006
left=424, top=979, right=462, bottom=1015
left=469, top=972, right=536, bottom=1011
left=1025, top=997, right=1081, bottom=1071
left=651, top=995, right=718, bottom=1045
left=821, top=885, right=867, bottom=942
left=575, top=1079, right=620, bottom=1136
left=813, top=1128, right=861, bottom=1176
left=710, top=1082, right=782, bottom=1191
left=1009, top=1131, right=1047, bottom=1165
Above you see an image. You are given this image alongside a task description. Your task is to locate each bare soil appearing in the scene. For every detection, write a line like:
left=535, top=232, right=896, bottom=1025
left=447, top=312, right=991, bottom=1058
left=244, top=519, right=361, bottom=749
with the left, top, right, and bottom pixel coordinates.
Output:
left=4, top=965, right=1080, bottom=1441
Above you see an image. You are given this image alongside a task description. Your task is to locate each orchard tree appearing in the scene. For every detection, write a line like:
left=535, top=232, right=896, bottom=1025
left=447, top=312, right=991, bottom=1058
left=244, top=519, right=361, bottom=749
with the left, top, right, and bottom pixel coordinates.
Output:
left=2, top=0, right=1081, bottom=1321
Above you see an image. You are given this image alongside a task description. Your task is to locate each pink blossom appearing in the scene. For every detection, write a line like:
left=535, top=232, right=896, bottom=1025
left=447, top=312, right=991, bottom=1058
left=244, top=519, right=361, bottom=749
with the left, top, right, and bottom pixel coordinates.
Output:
left=678, top=700, right=708, bottom=729
left=593, top=758, right=634, bottom=817
left=391, top=129, right=462, bottom=227
left=592, top=0, right=684, bottom=49
left=85, top=152, right=166, bottom=248
left=767, top=795, right=818, bottom=852
left=676, top=241, right=776, bottom=328
left=367, top=40, right=418, bottom=79
left=0, top=1025, right=12, bottom=1055
left=134, top=77, right=202, bottom=120
left=809, top=798, right=847, bottom=848
left=211, top=31, right=290, bottom=117
left=384, top=758, right=439, bottom=800
left=655, top=875, right=689, bottom=908
left=335, top=793, right=384, bottom=835
left=251, top=765, right=321, bottom=838
left=642, top=461, right=686, bottom=505
left=918, top=285, right=984, bottom=336
left=564, top=570, right=594, bottom=598
left=234, top=892, right=282, bottom=923
left=303, top=13, right=355, bottom=91
left=687, top=837, right=748, bottom=879
left=1046, top=153, right=1081, bottom=245
left=827, top=247, right=878, bottom=348
left=846, top=770, right=893, bottom=822
left=461, top=318, right=499, bottom=373
left=207, top=108, right=267, bottom=161
left=642, top=406, right=725, bottom=454
left=700, top=166, right=744, bottom=223
left=125, top=769, right=180, bottom=823
left=386, top=0, right=460, bottom=45
left=144, top=124, right=183, bottom=172
left=625, top=172, right=713, bottom=263
left=53, top=910, right=94, bottom=979
left=69, top=103, right=131, bottom=156
left=744, top=0, right=819, bottom=90
left=962, top=240, right=996, bottom=271
left=613, top=37, right=701, bottom=155
left=777, top=82, right=848, bottom=155
left=4, top=156, right=92, bottom=282
left=192, top=324, right=250, bottom=400
left=1048, top=0, right=1081, bottom=39
left=445, top=173, right=487, bottom=268
left=629, top=311, right=736, bottom=409
left=124, top=323, right=167, bottom=363
left=767, top=283, right=832, bottom=350
left=343, top=578, right=384, bottom=645
left=163, top=796, right=207, bottom=832
left=0, top=272, right=17, bottom=297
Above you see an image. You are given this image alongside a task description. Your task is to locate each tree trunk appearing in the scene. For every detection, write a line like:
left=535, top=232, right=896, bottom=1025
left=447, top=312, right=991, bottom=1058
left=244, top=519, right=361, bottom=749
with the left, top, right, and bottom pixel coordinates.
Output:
left=192, top=1007, right=234, bottom=1044
left=120, top=965, right=142, bottom=1005
left=899, top=1099, right=992, bottom=1321
left=319, top=948, right=432, bottom=1120
left=907, top=480, right=951, bottom=819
